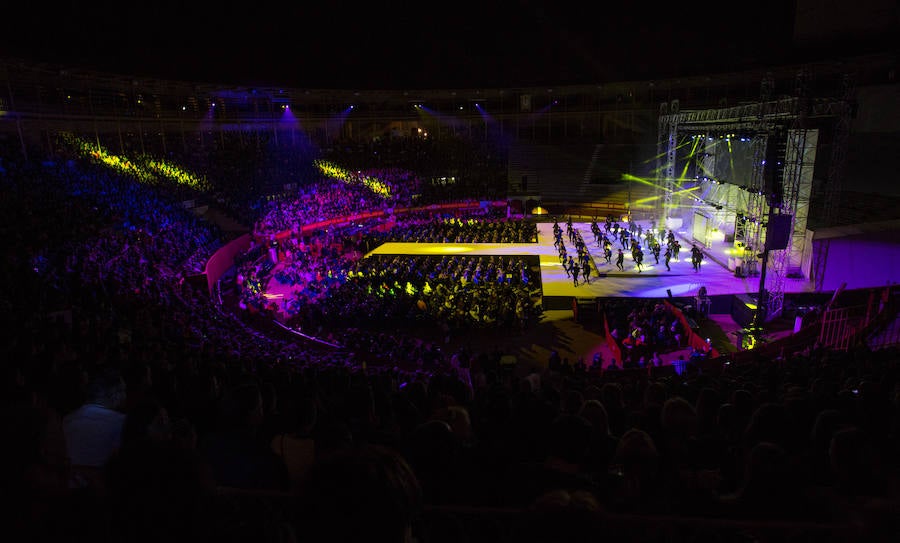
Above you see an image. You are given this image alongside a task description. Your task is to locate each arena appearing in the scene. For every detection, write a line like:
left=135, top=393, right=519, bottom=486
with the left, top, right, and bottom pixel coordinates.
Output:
left=1, top=3, right=899, bottom=542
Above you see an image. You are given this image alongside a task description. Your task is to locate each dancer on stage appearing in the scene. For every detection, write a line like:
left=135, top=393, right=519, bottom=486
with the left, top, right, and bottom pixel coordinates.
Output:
left=691, top=244, right=704, bottom=272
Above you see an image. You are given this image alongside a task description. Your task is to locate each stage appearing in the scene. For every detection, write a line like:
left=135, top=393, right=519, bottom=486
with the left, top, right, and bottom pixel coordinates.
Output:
left=258, top=219, right=823, bottom=368
left=365, top=221, right=818, bottom=309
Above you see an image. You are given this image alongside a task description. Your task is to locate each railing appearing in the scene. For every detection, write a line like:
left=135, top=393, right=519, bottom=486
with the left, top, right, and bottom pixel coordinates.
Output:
left=27, top=489, right=880, bottom=543
left=418, top=505, right=871, bottom=543
left=727, top=285, right=899, bottom=364
left=541, top=200, right=632, bottom=219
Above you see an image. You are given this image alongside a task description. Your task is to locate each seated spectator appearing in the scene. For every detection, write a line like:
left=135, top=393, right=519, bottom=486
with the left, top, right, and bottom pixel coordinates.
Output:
left=63, top=366, right=128, bottom=490
left=579, top=399, right=619, bottom=474
left=0, top=403, right=70, bottom=497
left=270, top=396, right=318, bottom=492
left=504, top=412, right=600, bottom=507
left=120, top=396, right=172, bottom=446
left=403, top=419, right=469, bottom=505
left=294, top=443, right=423, bottom=543
left=829, top=426, right=888, bottom=501
left=105, top=428, right=216, bottom=543
left=514, top=489, right=605, bottom=543
left=607, top=428, right=665, bottom=513
left=715, top=441, right=819, bottom=520
left=198, top=381, right=289, bottom=491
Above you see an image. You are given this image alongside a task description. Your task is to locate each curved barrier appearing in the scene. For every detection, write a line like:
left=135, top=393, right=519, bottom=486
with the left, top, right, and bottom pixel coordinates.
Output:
left=204, top=200, right=508, bottom=295
left=202, top=233, right=252, bottom=294
left=664, top=300, right=721, bottom=359
left=264, top=200, right=507, bottom=243
left=603, top=312, right=624, bottom=366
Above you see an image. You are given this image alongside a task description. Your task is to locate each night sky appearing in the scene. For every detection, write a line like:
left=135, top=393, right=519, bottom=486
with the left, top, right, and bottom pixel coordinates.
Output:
left=1, top=1, right=801, bottom=89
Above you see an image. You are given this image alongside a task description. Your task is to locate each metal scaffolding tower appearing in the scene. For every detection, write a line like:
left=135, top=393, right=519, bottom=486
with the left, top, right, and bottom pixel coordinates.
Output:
left=655, top=102, right=668, bottom=223
left=656, top=100, right=679, bottom=224
left=766, top=69, right=812, bottom=320
left=734, top=74, right=775, bottom=279
left=656, top=68, right=854, bottom=326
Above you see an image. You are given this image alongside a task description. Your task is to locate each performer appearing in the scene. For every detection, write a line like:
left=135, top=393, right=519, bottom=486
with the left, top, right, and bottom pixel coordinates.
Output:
left=691, top=244, right=704, bottom=272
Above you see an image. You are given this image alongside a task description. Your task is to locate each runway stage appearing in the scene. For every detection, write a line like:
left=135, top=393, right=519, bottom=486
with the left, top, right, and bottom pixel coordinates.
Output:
left=367, top=221, right=817, bottom=310
left=260, top=220, right=821, bottom=367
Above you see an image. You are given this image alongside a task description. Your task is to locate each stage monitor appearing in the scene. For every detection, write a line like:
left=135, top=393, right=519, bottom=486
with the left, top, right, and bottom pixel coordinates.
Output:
left=731, top=293, right=758, bottom=328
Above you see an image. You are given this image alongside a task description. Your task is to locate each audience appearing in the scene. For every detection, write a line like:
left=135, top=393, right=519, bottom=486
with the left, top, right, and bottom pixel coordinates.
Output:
left=62, top=366, right=128, bottom=492
left=0, top=145, right=897, bottom=543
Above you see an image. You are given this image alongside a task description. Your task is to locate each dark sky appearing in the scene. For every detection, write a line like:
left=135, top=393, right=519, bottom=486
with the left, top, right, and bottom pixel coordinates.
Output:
left=3, top=1, right=800, bottom=89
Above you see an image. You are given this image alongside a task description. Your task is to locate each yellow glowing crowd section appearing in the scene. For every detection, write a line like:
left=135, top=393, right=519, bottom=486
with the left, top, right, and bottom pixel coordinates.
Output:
left=141, top=158, right=210, bottom=191
left=314, top=159, right=392, bottom=198
left=61, top=133, right=210, bottom=191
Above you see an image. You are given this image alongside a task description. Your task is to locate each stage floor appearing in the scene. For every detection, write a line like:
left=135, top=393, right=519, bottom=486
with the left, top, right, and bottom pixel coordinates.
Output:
left=367, top=221, right=817, bottom=302
left=261, top=220, right=812, bottom=368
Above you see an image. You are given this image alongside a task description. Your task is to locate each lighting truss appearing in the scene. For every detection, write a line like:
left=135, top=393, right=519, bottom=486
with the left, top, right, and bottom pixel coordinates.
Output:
left=767, top=69, right=812, bottom=320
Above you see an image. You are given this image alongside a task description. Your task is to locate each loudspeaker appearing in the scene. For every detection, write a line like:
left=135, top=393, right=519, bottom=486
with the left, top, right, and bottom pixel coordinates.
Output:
left=765, top=214, right=793, bottom=250
left=573, top=297, right=598, bottom=323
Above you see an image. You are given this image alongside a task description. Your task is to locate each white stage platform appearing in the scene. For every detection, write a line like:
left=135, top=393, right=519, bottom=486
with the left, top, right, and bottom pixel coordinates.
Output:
left=367, top=221, right=817, bottom=302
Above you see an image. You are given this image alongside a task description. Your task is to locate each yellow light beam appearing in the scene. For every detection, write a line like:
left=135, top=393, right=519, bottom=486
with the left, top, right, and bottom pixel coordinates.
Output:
left=679, top=136, right=702, bottom=181
left=672, top=186, right=701, bottom=196
left=641, top=138, right=693, bottom=164
left=727, top=137, right=735, bottom=178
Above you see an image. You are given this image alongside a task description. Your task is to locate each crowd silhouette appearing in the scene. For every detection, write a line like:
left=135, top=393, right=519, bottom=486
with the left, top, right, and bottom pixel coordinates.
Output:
left=0, top=139, right=898, bottom=543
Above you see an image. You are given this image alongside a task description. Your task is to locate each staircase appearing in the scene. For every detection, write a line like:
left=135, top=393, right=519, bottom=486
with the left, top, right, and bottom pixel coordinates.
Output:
left=866, top=288, right=900, bottom=350
left=582, top=144, right=604, bottom=184
left=202, top=205, right=251, bottom=237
